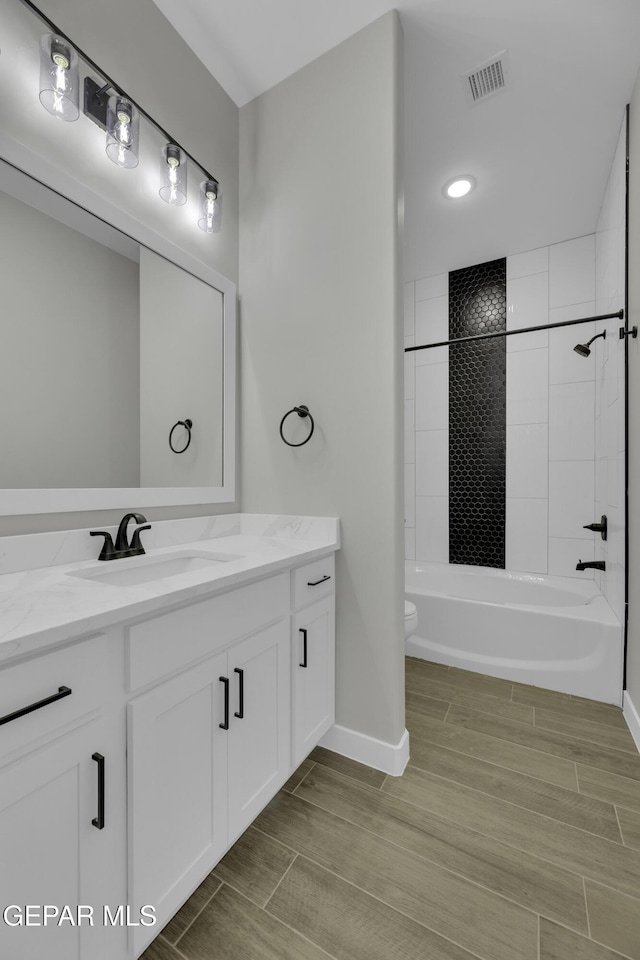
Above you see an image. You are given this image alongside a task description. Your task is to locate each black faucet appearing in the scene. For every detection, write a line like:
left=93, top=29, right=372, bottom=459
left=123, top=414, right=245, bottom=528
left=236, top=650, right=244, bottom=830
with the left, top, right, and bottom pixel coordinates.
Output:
left=90, top=512, right=151, bottom=561
left=576, top=559, right=606, bottom=572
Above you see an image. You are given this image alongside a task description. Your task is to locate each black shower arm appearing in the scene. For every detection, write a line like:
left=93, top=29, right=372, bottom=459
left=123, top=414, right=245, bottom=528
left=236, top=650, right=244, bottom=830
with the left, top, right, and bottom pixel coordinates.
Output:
left=585, top=330, right=607, bottom=348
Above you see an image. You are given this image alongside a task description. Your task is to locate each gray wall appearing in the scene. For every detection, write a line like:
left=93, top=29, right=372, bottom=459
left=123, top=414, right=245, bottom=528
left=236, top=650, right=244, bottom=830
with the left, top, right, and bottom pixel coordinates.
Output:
left=627, top=68, right=640, bottom=707
left=0, top=190, right=140, bottom=489
left=139, top=248, right=223, bottom=487
left=0, top=0, right=239, bottom=534
left=239, top=13, right=405, bottom=747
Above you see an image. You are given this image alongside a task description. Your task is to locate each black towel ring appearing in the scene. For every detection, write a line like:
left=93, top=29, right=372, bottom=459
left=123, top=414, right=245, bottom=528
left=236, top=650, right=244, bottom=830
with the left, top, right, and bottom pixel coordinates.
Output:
left=169, top=418, right=193, bottom=454
left=279, top=405, right=315, bottom=447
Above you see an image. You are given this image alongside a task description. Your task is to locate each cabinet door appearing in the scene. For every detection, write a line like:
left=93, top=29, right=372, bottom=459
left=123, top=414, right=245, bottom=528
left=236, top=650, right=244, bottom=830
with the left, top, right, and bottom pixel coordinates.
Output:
left=292, top=597, right=335, bottom=767
left=128, top=653, right=228, bottom=957
left=227, top=620, right=290, bottom=841
left=0, top=719, right=125, bottom=960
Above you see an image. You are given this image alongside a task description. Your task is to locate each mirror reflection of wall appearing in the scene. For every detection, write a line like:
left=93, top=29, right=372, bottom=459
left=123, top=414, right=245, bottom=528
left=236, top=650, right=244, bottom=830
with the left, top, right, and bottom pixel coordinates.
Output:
left=140, top=248, right=223, bottom=488
left=0, top=179, right=223, bottom=489
left=0, top=187, right=140, bottom=488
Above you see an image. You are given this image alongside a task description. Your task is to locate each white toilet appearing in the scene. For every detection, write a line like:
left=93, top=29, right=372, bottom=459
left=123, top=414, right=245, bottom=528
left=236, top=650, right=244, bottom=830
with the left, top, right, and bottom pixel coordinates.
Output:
left=404, top=600, right=418, bottom=640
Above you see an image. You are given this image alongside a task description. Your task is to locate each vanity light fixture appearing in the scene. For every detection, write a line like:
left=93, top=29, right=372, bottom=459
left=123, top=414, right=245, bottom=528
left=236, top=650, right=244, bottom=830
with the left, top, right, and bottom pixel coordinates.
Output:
left=39, top=33, right=79, bottom=121
left=443, top=175, right=477, bottom=199
left=106, top=96, right=139, bottom=168
left=159, top=143, right=187, bottom=205
left=27, top=0, right=221, bottom=230
left=198, top=179, right=222, bottom=233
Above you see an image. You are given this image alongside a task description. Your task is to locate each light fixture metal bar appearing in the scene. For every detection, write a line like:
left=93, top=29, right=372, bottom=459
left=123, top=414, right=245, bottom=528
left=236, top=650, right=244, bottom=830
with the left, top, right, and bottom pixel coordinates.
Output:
left=405, top=309, right=624, bottom=353
left=18, top=0, right=219, bottom=186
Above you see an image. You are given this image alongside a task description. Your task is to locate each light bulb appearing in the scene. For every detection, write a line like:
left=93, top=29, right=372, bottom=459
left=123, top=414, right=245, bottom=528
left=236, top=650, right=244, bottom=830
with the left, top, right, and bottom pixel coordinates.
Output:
left=159, top=144, right=187, bottom=206
left=115, top=113, right=131, bottom=145
left=39, top=34, right=79, bottom=121
left=106, top=96, right=139, bottom=168
left=198, top=179, right=222, bottom=233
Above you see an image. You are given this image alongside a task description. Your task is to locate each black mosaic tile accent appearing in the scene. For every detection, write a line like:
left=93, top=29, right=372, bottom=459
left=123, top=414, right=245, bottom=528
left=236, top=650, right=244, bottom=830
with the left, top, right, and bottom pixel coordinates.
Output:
left=449, top=258, right=506, bottom=568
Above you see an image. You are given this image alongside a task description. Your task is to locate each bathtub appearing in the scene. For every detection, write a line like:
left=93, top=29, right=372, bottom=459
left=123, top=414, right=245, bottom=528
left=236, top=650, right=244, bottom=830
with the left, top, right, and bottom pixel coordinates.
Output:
left=405, top=561, right=623, bottom=705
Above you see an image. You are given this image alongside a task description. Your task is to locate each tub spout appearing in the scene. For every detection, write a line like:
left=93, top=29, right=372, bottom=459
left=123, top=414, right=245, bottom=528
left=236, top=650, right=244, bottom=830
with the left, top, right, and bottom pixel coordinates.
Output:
left=576, top=560, right=606, bottom=571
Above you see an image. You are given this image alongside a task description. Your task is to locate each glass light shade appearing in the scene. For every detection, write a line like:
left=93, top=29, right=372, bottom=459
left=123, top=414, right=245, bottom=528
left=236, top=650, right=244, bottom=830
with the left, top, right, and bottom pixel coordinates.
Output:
left=159, top=143, right=187, bottom=205
left=39, top=34, right=79, bottom=121
left=197, top=179, right=222, bottom=233
left=106, top=96, right=139, bottom=168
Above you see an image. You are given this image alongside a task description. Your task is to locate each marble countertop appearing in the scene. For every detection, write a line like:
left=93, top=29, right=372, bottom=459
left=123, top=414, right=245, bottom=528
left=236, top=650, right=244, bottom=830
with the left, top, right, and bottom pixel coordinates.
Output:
left=0, top=514, right=340, bottom=664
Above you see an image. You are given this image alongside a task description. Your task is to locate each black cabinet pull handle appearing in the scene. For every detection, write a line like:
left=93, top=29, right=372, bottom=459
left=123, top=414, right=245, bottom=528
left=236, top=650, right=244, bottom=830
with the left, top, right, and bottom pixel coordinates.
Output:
left=219, top=677, right=230, bottom=730
left=234, top=668, right=244, bottom=719
left=307, top=575, right=331, bottom=587
left=92, top=753, right=105, bottom=830
left=299, top=628, right=308, bottom=668
left=0, top=685, right=72, bottom=727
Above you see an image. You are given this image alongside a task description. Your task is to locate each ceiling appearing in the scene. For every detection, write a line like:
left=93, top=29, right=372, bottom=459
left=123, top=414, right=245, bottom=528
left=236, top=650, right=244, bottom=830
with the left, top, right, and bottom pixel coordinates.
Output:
left=151, top=0, right=640, bottom=279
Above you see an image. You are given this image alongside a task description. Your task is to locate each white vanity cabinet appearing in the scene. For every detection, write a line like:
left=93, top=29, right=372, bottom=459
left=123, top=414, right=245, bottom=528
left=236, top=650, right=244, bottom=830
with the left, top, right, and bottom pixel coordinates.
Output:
left=127, top=651, right=229, bottom=956
left=291, top=556, right=336, bottom=767
left=126, top=574, right=292, bottom=956
left=0, top=634, right=127, bottom=960
left=225, top=620, right=291, bottom=840
left=0, top=542, right=337, bottom=960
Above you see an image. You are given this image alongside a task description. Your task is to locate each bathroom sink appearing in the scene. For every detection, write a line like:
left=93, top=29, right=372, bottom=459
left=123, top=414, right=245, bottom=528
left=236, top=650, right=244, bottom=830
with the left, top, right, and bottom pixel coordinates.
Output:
left=67, top=551, right=241, bottom=587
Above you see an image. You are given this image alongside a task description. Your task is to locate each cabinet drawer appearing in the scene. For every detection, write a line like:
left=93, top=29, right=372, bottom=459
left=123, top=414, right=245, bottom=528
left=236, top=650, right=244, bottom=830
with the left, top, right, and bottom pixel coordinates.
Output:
left=292, top=555, right=335, bottom=609
left=127, top=573, right=290, bottom=691
left=0, top=634, right=109, bottom=763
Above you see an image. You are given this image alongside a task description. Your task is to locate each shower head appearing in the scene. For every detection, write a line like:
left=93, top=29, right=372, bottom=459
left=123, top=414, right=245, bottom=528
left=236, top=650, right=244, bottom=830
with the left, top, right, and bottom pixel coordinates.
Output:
left=573, top=329, right=606, bottom=358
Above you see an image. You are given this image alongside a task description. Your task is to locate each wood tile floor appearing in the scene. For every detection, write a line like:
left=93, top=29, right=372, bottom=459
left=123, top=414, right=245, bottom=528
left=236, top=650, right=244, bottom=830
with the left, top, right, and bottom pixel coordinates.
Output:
left=143, top=657, right=640, bottom=960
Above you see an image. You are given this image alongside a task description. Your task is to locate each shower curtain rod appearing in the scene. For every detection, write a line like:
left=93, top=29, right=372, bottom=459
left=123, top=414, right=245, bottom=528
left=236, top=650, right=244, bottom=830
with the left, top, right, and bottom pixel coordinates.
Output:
left=405, top=309, right=624, bottom=353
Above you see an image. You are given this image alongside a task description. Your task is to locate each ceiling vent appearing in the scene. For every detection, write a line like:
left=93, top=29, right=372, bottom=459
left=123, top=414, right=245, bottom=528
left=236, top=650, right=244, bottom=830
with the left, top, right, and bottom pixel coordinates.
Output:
left=463, top=50, right=509, bottom=104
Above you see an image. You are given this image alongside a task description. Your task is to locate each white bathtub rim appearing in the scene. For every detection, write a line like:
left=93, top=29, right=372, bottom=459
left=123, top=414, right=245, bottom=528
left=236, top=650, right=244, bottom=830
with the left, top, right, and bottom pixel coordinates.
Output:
left=405, top=593, right=618, bottom=625
left=406, top=559, right=599, bottom=596
left=405, top=561, right=617, bottom=623
left=407, top=559, right=596, bottom=589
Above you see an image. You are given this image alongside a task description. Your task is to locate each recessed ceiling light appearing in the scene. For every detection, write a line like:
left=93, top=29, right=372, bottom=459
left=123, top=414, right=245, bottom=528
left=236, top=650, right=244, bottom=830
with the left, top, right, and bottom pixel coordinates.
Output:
left=443, top=175, right=477, bottom=199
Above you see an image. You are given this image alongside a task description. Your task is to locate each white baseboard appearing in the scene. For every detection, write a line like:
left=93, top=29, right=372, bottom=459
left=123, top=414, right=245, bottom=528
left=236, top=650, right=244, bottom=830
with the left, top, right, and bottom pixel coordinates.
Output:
left=319, top=724, right=410, bottom=777
left=623, top=691, right=640, bottom=753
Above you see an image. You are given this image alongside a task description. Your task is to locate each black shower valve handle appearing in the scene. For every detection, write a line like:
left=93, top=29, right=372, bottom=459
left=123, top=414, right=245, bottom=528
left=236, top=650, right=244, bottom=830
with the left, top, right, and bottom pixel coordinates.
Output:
left=619, top=325, right=638, bottom=340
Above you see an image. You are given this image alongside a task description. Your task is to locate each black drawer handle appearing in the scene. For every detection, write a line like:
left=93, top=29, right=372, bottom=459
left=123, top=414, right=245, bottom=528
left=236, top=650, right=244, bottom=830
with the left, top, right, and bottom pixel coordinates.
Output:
left=219, top=677, right=230, bottom=730
left=92, top=753, right=105, bottom=830
left=299, top=628, right=308, bottom=668
left=234, top=668, right=244, bottom=719
left=307, top=575, right=331, bottom=587
left=0, top=685, right=72, bottom=727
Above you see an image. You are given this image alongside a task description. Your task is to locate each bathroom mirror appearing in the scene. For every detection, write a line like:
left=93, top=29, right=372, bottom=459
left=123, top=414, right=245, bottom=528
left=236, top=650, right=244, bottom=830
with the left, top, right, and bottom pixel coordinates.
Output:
left=0, top=156, right=236, bottom=515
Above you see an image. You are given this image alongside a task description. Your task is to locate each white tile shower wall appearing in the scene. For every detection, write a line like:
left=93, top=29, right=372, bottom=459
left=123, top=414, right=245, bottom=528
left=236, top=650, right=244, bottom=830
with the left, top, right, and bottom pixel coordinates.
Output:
left=406, top=236, right=601, bottom=574
left=593, top=115, right=627, bottom=623
left=507, top=238, right=596, bottom=575
left=505, top=255, right=550, bottom=572
left=406, top=275, right=449, bottom=562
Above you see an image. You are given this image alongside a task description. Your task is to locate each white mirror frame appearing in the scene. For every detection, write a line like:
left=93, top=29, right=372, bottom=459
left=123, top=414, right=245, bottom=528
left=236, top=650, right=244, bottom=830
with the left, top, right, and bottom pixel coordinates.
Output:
left=0, top=134, right=236, bottom=515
